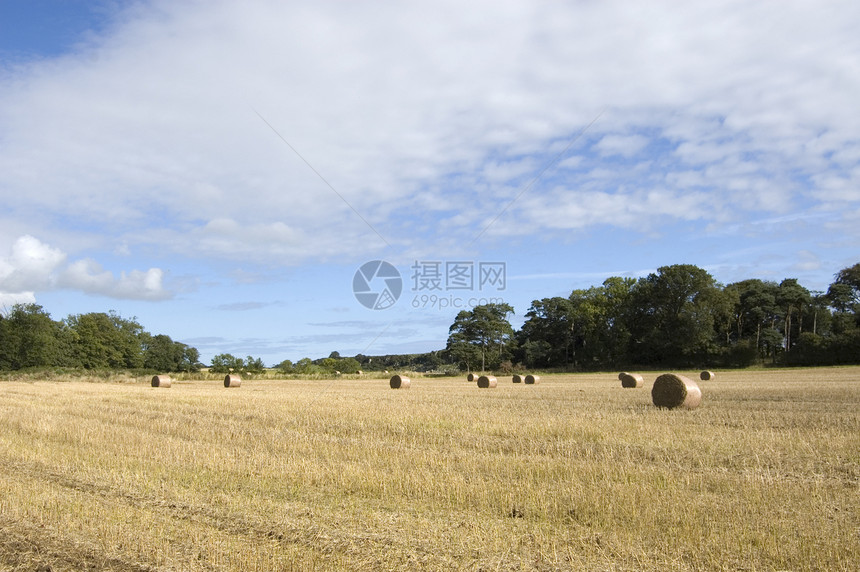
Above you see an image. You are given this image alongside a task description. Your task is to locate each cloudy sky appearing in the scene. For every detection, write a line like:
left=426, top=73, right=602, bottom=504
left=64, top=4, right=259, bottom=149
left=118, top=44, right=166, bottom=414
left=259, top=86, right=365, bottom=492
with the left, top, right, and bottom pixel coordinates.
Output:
left=1, top=0, right=858, bottom=365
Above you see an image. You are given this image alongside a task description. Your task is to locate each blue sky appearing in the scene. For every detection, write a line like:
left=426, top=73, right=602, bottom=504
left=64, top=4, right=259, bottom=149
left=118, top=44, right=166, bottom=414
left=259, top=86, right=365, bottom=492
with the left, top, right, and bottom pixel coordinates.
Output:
left=1, top=0, right=859, bottom=365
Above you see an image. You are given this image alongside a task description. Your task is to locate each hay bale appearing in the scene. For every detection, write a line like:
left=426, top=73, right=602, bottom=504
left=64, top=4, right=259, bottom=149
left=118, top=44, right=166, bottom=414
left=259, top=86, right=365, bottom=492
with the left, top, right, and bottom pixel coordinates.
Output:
left=512, top=374, right=523, bottom=384
left=619, top=372, right=644, bottom=388
left=224, top=374, right=242, bottom=388
left=477, top=375, right=497, bottom=388
left=700, top=370, right=715, bottom=381
left=356, top=370, right=363, bottom=375
left=151, top=375, right=172, bottom=388
left=524, top=374, right=540, bottom=385
left=651, top=373, right=702, bottom=409
left=467, top=373, right=476, bottom=381
left=390, top=375, right=411, bottom=389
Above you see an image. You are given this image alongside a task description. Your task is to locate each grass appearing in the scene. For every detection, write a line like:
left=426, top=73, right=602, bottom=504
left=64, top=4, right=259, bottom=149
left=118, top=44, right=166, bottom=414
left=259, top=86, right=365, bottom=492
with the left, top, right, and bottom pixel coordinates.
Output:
left=0, top=368, right=858, bottom=571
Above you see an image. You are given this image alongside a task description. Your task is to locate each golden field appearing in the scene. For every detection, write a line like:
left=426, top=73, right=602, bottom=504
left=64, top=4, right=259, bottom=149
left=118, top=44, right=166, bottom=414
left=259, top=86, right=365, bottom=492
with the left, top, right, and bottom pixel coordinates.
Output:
left=0, top=368, right=858, bottom=571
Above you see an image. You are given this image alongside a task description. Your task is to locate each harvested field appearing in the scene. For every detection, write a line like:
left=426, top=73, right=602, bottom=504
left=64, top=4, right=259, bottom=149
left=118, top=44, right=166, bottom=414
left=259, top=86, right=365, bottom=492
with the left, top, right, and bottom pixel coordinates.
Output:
left=1, top=368, right=858, bottom=571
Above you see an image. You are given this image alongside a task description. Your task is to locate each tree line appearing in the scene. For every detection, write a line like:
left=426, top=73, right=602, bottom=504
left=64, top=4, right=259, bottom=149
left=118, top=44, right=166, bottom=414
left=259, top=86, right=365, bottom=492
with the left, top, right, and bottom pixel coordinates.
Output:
left=446, top=262, right=860, bottom=371
left=0, top=305, right=201, bottom=372
left=4, top=261, right=857, bottom=375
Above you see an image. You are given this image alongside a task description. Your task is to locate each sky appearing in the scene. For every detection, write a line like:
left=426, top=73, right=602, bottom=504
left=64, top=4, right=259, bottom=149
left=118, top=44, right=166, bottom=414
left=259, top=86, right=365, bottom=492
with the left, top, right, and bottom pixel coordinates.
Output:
left=1, top=0, right=859, bottom=366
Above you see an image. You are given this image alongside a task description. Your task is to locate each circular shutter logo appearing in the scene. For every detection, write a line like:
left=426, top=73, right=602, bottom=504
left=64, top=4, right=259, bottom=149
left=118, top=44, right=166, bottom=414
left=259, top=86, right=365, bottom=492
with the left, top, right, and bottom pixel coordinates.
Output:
left=352, top=260, right=402, bottom=310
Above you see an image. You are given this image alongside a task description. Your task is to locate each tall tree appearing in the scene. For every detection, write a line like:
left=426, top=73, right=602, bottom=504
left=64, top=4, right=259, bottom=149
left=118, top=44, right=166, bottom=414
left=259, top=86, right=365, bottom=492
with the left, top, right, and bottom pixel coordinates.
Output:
left=628, top=264, right=721, bottom=366
left=777, top=278, right=812, bottom=352
left=518, top=297, right=574, bottom=367
left=447, top=303, right=514, bottom=371
left=65, top=312, right=145, bottom=369
left=0, top=304, right=63, bottom=369
left=726, top=279, right=780, bottom=357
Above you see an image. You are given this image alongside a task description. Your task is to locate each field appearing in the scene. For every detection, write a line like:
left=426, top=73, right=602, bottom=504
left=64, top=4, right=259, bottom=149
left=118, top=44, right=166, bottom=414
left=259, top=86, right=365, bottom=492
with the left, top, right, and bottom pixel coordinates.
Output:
left=0, top=368, right=858, bottom=571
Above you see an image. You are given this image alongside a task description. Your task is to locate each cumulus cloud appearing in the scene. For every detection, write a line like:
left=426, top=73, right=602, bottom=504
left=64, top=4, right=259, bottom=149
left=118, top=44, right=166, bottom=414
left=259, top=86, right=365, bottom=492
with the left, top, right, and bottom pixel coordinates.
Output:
left=0, top=0, right=858, bottom=265
left=0, top=235, right=66, bottom=291
left=0, top=235, right=171, bottom=301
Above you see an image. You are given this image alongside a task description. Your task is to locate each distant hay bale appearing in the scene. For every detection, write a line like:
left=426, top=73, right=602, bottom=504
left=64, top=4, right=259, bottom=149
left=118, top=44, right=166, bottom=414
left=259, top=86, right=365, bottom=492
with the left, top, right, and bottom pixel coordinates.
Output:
left=477, top=375, right=497, bottom=388
left=390, top=375, right=411, bottom=389
left=700, top=370, right=715, bottom=381
left=652, top=373, right=702, bottom=409
left=512, top=374, right=523, bottom=384
left=467, top=373, right=476, bottom=381
left=151, top=375, right=172, bottom=388
left=524, top=374, right=540, bottom=385
left=356, top=370, right=363, bottom=375
left=619, top=372, right=644, bottom=388
left=224, top=374, right=242, bottom=388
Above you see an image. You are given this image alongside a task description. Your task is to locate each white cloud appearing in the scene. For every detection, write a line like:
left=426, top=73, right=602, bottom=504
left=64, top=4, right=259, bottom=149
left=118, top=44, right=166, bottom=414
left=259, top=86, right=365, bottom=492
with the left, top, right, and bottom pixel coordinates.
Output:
left=0, top=0, right=858, bottom=266
left=0, top=291, right=37, bottom=308
left=0, top=235, right=171, bottom=301
left=596, top=134, right=649, bottom=157
left=0, top=235, right=66, bottom=291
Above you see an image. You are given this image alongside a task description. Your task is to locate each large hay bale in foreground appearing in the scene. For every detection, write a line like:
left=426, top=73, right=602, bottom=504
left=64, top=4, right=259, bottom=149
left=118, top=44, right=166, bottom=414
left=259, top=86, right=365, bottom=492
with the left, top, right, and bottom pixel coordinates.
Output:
left=477, top=375, right=497, bottom=388
left=224, top=374, right=242, bottom=388
left=467, top=373, right=476, bottom=382
left=652, top=373, right=702, bottom=409
left=700, top=370, right=715, bottom=381
left=390, top=375, right=411, bottom=389
left=524, top=374, right=540, bottom=385
left=151, top=375, right=172, bottom=388
left=619, top=372, right=644, bottom=388
left=512, top=374, right=523, bottom=384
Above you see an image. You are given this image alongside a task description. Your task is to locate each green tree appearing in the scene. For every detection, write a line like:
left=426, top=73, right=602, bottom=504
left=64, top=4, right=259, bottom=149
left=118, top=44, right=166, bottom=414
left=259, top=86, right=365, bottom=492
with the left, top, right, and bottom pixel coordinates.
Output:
left=142, top=333, right=188, bottom=371
left=66, top=312, right=144, bottom=369
left=833, top=262, right=860, bottom=302
left=243, top=356, right=266, bottom=374
left=727, top=279, right=780, bottom=358
left=0, top=304, right=63, bottom=369
left=275, top=359, right=295, bottom=374
left=518, top=297, right=574, bottom=367
left=628, top=264, right=721, bottom=366
left=777, top=278, right=812, bottom=353
left=210, top=353, right=243, bottom=374
left=447, top=303, right=514, bottom=371
left=293, top=357, right=321, bottom=375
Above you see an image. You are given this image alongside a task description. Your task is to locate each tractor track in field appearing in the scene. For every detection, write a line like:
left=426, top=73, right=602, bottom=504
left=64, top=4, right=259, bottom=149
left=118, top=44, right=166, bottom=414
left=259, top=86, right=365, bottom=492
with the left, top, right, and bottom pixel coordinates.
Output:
left=0, top=515, right=157, bottom=572
left=0, top=458, right=448, bottom=570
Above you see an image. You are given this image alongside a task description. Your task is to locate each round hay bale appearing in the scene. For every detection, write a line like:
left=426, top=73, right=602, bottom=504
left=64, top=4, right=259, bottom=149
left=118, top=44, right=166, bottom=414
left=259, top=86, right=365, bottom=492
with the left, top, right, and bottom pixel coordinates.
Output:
left=512, top=374, right=523, bottom=384
left=619, top=372, right=644, bottom=388
left=224, top=374, right=242, bottom=388
left=467, top=373, right=476, bottom=382
left=477, top=375, right=497, bottom=388
left=389, top=375, right=411, bottom=389
left=151, top=375, right=172, bottom=388
left=700, top=370, right=715, bottom=381
left=652, top=373, right=702, bottom=409
left=356, top=370, right=363, bottom=375
left=524, top=374, right=540, bottom=385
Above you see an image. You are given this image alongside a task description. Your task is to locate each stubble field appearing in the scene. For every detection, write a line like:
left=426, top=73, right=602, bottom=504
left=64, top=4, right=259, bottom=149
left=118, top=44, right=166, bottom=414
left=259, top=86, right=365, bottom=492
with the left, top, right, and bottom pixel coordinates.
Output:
left=0, top=368, right=858, bottom=571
